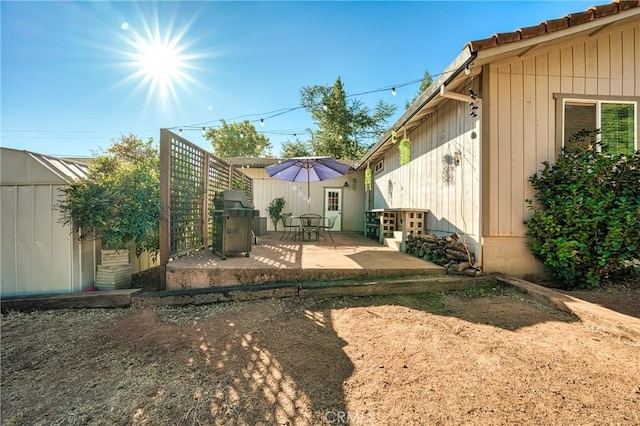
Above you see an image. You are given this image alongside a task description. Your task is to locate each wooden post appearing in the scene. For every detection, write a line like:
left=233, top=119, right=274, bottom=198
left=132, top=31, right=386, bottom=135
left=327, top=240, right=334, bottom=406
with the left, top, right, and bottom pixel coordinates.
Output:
left=159, top=129, right=171, bottom=291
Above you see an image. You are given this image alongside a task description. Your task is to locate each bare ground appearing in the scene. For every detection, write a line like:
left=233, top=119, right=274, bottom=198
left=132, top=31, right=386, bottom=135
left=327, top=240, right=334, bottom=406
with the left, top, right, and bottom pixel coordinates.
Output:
left=2, top=285, right=639, bottom=425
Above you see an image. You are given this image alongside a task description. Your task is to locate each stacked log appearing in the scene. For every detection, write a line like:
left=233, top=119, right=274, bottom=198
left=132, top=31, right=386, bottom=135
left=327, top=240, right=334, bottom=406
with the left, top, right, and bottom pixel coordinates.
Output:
left=405, top=233, right=482, bottom=276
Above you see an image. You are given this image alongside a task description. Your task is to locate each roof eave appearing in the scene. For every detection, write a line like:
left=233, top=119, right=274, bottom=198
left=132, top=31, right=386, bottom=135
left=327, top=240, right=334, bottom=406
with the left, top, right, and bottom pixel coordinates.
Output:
left=356, top=47, right=476, bottom=170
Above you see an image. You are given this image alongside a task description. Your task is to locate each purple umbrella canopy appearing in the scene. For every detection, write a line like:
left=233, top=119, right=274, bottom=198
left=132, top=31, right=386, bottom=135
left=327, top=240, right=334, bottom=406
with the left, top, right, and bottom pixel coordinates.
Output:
left=265, top=156, right=351, bottom=214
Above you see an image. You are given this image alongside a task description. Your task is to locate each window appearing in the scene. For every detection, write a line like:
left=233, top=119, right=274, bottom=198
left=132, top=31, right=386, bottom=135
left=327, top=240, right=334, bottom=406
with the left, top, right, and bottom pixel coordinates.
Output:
left=563, top=99, right=637, bottom=155
left=374, top=159, right=384, bottom=174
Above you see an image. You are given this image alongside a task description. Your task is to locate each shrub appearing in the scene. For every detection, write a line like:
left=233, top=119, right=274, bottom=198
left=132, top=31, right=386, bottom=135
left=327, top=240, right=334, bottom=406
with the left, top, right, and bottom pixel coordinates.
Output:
left=57, top=134, right=160, bottom=257
left=525, top=135, right=639, bottom=288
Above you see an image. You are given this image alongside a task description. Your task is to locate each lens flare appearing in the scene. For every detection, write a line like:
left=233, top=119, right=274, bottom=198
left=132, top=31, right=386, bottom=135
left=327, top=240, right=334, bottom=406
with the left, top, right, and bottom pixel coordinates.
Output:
left=119, top=9, right=201, bottom=107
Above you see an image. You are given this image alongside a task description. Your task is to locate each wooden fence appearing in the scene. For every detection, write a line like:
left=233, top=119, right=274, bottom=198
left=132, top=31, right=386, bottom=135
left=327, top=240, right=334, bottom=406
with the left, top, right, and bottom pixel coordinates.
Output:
left=159, top=129, right=252, bottom=284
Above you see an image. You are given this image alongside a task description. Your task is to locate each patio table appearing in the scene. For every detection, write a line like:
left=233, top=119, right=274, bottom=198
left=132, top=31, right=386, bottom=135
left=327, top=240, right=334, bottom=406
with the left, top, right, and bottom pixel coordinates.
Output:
left=296, top=214, right=325, bottom=241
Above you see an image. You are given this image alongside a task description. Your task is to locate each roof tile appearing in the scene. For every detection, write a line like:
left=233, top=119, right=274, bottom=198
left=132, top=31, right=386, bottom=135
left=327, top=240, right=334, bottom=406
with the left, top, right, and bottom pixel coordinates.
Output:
left=467, top=1, right=639, bottom=53
left=567, top=10, right=596, bottom=25
left=519, top=23, right=547, bottom=40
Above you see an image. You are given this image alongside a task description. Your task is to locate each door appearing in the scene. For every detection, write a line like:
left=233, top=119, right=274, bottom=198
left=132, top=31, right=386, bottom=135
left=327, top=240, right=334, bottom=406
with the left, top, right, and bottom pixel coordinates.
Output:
left=323, top=188, right=342, bottom=231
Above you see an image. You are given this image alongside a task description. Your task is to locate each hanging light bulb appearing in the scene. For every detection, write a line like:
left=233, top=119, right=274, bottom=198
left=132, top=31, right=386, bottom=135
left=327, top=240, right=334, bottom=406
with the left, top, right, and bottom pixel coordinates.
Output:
left=322, top=103, right=328, bottom=111
left=391, top=87, right=396, bottom=96
left=239, top=132, right=244, bottom=138
left=179, top=129, right=183, bottom=136
left=201, top=127, right=206, bottom=137
left=260, top=118, right=265, bottom=127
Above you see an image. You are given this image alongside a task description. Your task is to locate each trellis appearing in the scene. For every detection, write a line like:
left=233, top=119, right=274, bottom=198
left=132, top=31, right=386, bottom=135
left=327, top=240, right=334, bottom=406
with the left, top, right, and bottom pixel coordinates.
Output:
left=159, top=129, right=253, bottom=277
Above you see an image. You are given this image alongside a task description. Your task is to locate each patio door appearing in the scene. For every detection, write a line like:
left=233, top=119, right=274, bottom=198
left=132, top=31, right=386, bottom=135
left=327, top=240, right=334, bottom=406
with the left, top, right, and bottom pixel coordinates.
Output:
left=323, top=188, right=342, bottom=231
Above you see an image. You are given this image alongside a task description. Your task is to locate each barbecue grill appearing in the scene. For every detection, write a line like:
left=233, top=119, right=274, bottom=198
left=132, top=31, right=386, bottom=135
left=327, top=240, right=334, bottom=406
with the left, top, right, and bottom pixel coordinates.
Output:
left=212, top=190, right=259, bottom=260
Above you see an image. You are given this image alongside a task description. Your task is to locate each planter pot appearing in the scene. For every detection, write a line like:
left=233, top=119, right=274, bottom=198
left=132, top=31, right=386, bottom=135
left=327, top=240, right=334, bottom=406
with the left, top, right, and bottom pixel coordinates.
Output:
left=101, top=249, right=130, bottom=266
left=97, top=248, right=132, bottom=290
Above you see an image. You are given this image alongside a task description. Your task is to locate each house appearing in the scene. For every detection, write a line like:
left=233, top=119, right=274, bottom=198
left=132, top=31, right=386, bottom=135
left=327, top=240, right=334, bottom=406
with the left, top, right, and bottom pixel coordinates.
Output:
left=0, top=147, right=97, bottom=296
left=357, top=1, right=639, bottom=277
left=228, top=157, right=364, bottom=232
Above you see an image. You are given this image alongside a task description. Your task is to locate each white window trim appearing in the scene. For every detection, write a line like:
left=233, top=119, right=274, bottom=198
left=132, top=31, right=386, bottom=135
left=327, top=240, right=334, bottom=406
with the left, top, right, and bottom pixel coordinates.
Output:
left=374, top=159, right=384, bottom=174
left=554, top=93, right=640, bottom=154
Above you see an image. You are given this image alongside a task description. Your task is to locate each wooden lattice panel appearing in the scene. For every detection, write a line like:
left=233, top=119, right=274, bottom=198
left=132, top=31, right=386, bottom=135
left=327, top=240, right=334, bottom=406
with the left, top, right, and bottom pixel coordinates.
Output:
left=169, top=139, right=205, bottom=255
left=160, top=129, right=255, bottom=263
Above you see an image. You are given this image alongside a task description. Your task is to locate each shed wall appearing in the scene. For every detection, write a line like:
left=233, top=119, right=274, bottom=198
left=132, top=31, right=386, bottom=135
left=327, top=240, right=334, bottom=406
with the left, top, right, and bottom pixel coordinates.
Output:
left=0, top=184, right=95, bottom=296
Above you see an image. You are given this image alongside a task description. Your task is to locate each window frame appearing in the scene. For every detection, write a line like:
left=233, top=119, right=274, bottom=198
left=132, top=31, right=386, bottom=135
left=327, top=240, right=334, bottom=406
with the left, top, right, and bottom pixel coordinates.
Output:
left=554, top=93, right=639, bottom=154
left=374, top=159, right=384, bottom=174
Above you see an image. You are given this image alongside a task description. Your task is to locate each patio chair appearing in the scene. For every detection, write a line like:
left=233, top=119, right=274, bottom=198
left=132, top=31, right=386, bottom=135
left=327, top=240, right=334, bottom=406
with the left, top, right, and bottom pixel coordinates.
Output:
left=280, top=214, right=300, bottom=241
left=320, top=215, right=338, bottom=243
left=299, top=213, right=324, bottom=241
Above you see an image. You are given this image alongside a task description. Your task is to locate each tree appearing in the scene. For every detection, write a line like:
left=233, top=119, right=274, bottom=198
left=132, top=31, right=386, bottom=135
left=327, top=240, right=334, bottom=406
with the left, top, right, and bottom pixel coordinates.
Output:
left=300, top=77, right=397, bottom=160
left=57, top=134, right=160, bottom=256
left=280, top=136, right=313, bottom=158
left=405, top=69, right=433, bottom=110
left=204, top=119, right=272, bottom=157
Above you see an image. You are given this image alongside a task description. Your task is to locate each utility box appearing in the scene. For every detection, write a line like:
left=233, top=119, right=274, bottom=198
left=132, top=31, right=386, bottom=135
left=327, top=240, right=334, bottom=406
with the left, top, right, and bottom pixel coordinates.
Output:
left=252, top=217, right=267, bottom=236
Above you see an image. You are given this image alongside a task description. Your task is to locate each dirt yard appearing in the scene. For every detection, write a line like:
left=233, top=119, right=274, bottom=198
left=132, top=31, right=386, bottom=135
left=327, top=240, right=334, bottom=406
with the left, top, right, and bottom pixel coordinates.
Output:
left=2, top=287, right=639, bottom=425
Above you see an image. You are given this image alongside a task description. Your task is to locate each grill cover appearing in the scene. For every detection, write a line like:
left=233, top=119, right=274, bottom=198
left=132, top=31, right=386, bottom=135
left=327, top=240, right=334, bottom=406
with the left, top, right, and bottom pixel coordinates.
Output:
left=212, top=190, right=258, bottom=260
left=214, top=190, right=254, bottom=210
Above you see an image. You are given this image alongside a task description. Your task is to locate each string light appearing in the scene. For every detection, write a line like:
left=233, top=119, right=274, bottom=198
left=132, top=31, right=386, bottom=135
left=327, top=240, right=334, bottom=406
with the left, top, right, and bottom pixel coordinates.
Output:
left=169, top=68, right=461, bottom=134
left=201, top=127, right=206, bottom=136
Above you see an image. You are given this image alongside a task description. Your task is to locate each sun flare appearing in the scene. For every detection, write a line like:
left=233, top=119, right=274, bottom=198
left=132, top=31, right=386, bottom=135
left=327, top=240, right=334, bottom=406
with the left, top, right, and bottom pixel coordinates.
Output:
left=120, top=14, right=199, bottom=105
left=135, top=37, right=185, bottom=87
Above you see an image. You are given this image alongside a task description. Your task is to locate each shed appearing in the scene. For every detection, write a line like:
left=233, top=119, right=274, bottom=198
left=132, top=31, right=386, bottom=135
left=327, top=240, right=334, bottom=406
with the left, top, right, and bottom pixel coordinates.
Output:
left=0, top=147, right=97, bottom=296
left=357, top=1, right=640, bottom=277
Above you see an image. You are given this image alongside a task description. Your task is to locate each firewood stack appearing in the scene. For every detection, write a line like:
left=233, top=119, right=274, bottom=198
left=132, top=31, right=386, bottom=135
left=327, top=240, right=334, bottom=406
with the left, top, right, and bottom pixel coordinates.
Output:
left=405, top=233, right=482, bottom=276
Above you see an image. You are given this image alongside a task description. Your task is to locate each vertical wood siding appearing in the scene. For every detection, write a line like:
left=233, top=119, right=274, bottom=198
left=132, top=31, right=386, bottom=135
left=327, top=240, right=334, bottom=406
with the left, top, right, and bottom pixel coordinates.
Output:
left=486, top=21, right=639, bottom=237
left=372, top=92, right=481, bottom=254
left=247, top=168, right=364, bottom=232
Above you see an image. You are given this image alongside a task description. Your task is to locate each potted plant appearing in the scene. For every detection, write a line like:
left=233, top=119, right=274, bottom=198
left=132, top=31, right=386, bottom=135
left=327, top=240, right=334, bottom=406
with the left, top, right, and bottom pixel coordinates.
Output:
left=267, top=197, right=285, bottom=231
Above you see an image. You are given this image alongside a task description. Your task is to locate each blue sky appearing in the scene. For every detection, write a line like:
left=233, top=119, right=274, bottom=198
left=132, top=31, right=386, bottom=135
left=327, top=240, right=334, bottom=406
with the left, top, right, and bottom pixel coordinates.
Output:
left=2, top=1, right=598, bottom=157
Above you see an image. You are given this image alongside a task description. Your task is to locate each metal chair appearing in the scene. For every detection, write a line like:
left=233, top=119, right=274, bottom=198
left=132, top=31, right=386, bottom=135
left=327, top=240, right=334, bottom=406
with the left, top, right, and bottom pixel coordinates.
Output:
left=299, top=213, right=323, bottom=241
left=280, top=214, right=300, bottom=241
left=320, top=215, right=338, bottom=243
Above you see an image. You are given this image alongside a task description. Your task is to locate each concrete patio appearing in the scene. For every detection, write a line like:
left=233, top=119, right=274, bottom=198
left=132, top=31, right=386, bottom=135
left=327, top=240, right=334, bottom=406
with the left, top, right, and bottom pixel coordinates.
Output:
left=166, top=231, right=445, bottom=290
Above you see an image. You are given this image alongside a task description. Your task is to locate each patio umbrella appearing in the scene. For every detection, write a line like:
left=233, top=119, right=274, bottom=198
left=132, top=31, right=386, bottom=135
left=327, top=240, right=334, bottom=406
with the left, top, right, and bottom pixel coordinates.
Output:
left=265, top=156, right=351, bottom=214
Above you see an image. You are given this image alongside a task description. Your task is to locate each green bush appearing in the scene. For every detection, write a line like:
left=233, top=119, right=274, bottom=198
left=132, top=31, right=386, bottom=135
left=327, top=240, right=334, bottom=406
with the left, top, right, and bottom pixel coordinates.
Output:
left=58, top=135, right=160, bottom=257
left=525, top=135, right=639, bottom=288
